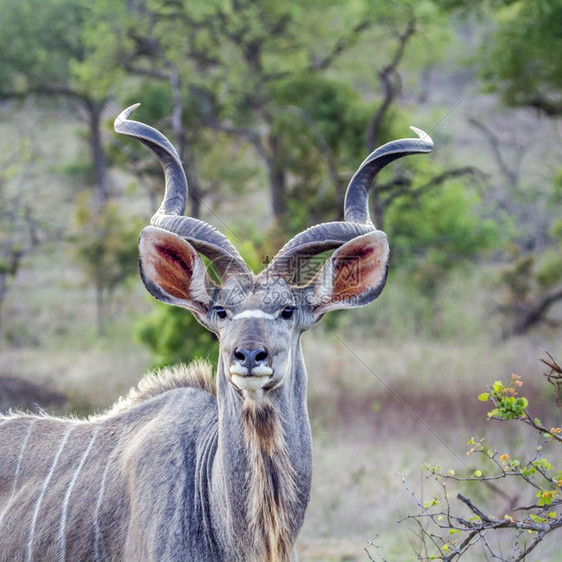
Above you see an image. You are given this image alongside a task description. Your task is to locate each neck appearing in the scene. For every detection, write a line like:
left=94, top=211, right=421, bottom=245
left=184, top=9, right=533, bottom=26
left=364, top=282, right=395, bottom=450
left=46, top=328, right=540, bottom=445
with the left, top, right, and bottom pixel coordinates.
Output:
left=211, top=343, right=312, bottom=561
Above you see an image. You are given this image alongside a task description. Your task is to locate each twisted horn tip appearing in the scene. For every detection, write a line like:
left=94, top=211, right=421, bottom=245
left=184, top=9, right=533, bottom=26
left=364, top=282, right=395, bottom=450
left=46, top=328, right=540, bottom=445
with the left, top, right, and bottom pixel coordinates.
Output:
left=114, top=103, right=141, bottom=131
left=409, top=126, right=433, bottom=150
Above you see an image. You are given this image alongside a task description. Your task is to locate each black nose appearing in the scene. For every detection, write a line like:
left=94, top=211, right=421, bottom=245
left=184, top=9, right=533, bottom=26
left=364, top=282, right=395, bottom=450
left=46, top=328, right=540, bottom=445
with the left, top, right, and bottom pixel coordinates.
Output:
left=234, top=347, right=268, bottom=371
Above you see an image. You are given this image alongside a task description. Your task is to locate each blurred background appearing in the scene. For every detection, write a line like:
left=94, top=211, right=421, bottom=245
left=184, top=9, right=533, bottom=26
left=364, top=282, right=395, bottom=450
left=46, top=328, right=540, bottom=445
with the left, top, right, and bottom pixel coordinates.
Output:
left=0, top=0, right=561, bottom=559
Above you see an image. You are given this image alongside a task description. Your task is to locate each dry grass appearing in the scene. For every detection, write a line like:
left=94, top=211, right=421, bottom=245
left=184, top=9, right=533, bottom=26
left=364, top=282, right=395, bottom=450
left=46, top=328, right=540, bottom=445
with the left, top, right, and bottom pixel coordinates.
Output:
left=303, top=332, right=560, bottom=438
left=295, top=331, right=562, bottom=561
left=0, top=345, right=151, bottom=414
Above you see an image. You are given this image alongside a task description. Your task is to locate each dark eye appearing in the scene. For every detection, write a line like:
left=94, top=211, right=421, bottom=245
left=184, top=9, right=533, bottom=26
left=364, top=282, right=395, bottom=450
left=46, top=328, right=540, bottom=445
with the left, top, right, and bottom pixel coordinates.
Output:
left=214, top=306, right=227, bottom=320
left=281, top=306, right=295, bottom=320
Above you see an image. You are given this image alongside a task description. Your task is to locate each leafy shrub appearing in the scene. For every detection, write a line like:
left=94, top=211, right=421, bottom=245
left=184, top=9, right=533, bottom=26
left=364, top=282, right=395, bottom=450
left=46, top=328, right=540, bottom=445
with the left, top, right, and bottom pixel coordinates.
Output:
left=73, top=199, right=142, bottom=333
left=393, top=355, right=562, bottom=561
left=136, top=303, right=219, bottom=369
left=385, top=178, right=500, bottom=292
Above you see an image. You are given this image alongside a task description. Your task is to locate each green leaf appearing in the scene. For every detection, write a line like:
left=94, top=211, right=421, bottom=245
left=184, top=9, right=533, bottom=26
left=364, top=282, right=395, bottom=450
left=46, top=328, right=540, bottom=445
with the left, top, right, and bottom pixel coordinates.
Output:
left=492, top=380, right=504, bottom=392
left=478, top=392, right=490, bottom=401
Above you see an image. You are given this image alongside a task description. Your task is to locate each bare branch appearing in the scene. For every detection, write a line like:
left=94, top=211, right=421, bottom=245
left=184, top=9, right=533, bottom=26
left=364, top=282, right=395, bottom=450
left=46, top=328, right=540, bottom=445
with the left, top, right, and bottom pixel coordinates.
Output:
left=525, top=95, right=562, bottom=117
left=375, top=166, right=487, bottom=222
left=457, top=494, right=495, bottom=524
left=505, top=284, right=562, bottom=337
left=400, top=358, right=562, bottom=561
left=541, top=352, right=562, bottom=406
left=467, top=116, right=523, bottom=187
left=366, top=12, right=417, bottom=152
left=365, top=536, right=388, bottom=562
left=308, top=20, right=373, bottom=72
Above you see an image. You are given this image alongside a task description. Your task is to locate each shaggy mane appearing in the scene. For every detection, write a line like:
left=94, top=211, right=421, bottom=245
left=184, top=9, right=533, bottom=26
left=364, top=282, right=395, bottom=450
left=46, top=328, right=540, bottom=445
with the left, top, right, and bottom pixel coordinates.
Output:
left=96, top=360, right=216, bottom=419
left=242, top=398, right=298, bottom=562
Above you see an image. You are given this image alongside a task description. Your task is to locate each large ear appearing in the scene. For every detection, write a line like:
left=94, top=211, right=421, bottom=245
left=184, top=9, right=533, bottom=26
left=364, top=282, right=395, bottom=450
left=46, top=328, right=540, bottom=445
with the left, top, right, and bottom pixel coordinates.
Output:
left=138, top=226, right=212, bottom=315
left=310, top=230, right=390, bottom=317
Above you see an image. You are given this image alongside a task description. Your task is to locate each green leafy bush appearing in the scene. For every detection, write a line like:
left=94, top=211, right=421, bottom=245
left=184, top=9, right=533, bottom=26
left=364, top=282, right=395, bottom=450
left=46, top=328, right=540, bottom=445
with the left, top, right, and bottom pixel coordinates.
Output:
left=136, top=303, right=219, bottom=369
left=73, top=199, right=142, bottom=333
left=385, top=178, right=500, bottom=291
left=397, top=357, right=562, bottom=561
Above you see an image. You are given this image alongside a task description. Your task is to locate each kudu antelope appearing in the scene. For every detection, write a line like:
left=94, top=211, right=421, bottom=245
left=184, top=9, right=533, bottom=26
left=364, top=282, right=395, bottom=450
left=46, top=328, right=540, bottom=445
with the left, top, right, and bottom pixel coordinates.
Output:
left=0, top=105, right=432, bottom=561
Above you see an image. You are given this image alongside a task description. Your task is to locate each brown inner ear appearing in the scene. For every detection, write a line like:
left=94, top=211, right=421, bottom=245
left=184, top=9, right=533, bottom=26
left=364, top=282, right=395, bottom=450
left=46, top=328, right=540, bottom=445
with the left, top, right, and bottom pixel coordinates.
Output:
left=332, top=237, right=387, bottom=300
left=140, top=228, right=204, bottom=304
left=150, top=240, right=197, bottom=300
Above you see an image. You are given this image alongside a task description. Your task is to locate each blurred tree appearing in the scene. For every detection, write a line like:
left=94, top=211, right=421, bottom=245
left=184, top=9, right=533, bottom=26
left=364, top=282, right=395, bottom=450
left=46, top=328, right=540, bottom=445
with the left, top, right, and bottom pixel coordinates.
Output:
left=437, top=0, right=562, bottom=336
left=73, top=199, right=143, bottom=334
left=0, top=191, right=42, bottom=339
left=384, top=168, right=499, bottom=291
left=110, top=84, right=260, bottom=226
left=0, top=0, right=114, bottom=210
left=497, top=237, right=562, bottom=337
left=0, top=138, right=58, bottom=341
left=82, top=0, right=377, bottom=223
left=136, top=304, right=219, bottom=369
left=85, top=0, right=460, bottom=235
left=476, top=0, right=562, bottom=117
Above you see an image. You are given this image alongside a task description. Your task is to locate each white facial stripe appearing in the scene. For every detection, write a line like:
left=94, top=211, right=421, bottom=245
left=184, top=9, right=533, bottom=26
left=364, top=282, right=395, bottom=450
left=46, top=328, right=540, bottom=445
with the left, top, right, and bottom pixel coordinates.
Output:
left=232, top=310, right=275, bottom=320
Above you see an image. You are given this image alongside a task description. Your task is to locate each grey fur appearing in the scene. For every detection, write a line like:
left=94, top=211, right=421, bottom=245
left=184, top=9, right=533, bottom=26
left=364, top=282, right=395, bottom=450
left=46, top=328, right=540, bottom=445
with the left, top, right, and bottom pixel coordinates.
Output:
left=0, top=359, right=308, bottom=561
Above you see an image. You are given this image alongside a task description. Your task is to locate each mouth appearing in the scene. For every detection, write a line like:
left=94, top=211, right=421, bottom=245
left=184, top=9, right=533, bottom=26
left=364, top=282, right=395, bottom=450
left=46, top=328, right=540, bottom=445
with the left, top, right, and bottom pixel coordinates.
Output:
left=229, top=364, right=273, bottom=391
